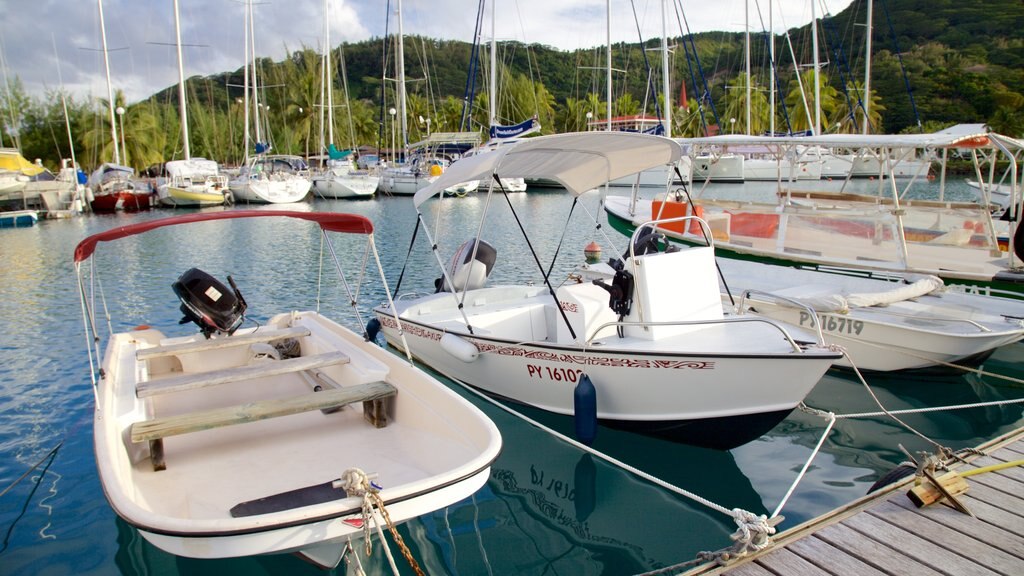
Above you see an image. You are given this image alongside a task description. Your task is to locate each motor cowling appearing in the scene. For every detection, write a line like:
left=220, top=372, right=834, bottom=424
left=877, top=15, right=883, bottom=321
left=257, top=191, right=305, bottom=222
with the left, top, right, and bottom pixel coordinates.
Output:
left=172, top=268, right=247, bottom=338
left=436, top=238, right=497, bottom=292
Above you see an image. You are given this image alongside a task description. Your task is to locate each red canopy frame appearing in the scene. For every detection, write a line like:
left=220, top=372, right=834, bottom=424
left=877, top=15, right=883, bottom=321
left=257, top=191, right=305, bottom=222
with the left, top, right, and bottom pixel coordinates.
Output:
left=74, top=210, right=374, bottom=263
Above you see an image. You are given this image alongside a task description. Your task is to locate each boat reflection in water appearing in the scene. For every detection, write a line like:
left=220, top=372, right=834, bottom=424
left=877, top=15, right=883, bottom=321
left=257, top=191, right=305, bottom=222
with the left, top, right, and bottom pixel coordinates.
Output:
left=402, top=402, right=766, bottom=575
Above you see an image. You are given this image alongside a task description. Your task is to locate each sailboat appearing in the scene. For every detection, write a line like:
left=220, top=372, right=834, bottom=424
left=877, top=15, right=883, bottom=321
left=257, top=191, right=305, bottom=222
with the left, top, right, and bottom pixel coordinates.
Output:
left=377, top=0, right=480, bottom=196
left=88, top=0, right=151, bottom=213
left=157, top=0, right=229, bottom=208
left=457, top=0, right=542, bottom=194
left=228, top=0, right=311, bottom=204
left=310, top=0, right=378, bottom=200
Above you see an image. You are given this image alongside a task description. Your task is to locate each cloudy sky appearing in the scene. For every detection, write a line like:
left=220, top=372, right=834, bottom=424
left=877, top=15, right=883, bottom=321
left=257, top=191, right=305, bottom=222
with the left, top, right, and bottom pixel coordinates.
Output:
left=2, top=0, right=856, bottom=104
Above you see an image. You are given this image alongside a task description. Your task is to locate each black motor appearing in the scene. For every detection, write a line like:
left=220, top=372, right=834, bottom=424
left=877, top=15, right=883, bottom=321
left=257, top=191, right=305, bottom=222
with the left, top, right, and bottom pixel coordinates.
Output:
left=172, top=268, right=247, bottom=338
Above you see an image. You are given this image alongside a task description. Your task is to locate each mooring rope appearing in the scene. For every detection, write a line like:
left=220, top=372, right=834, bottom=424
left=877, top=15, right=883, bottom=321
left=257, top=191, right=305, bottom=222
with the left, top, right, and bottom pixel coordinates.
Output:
left=439, top=372, right=780, bottom=569
left=337, top=467, right=425, bottom=576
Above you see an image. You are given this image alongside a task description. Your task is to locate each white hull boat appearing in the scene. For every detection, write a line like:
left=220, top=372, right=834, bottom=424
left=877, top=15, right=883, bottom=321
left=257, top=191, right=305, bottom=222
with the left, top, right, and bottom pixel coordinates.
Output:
left=715, top=259, right=1024, bottom=371
left=311, top=168, right=378, bottom=199
left=229, top=155, right=312, bottom=204
left=75, top=210, right=501, bottom=568
left=374, top=132, right=840, bottom=450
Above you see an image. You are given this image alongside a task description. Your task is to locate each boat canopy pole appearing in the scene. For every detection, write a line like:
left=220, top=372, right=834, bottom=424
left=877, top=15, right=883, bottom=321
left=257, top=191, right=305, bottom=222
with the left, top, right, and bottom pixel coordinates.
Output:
left=544, top=197, right=578, bottom=281
left=496, top=173, right=578, bottom=342
left=392, top=217, right=422, bottom=295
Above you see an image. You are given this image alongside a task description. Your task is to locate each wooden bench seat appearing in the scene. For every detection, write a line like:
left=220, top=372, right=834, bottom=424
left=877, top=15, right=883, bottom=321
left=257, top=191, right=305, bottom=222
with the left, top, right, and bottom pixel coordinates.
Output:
left=136, top=326, right=311, bottom=360
left=131, top=380, right=397, bottom=471
left=136, top=351, right=350, bottom=398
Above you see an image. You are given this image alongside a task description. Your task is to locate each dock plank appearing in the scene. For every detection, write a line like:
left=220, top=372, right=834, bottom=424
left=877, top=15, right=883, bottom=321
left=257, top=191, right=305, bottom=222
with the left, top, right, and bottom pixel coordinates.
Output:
left=754, top=547, right=833, bottom=575
left=814, top=523, right=944, bottom=576
left=964, top=456, right=1024, bottom=495
left=722, top=562, right=776, bottom=576
left=786, top=536, right=887, bottom=576
left=866, top=501, right=1024, bottom=575
left=842, top=512, right=999, bottom=575
left=888, top=497, right=1024, bottom=560
left=959, top=483, right=1024, bottom=526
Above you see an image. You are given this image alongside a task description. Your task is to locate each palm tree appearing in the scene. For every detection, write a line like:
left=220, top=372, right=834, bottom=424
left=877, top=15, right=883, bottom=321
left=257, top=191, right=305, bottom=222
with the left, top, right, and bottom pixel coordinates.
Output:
left=831, top=82, right=886, bottom=134
left=784, top=69, right=841, bottom=134
left=81, top=90, right=164, bottom=171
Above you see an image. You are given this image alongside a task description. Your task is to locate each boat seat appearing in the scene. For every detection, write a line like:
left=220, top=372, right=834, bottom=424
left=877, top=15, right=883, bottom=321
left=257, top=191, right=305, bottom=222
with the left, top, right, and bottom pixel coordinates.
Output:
left=131, top=380, right=397, bottom=471
left=136, top=351, right=350, bottom=398
left=135, top=326, right=311, bottom=360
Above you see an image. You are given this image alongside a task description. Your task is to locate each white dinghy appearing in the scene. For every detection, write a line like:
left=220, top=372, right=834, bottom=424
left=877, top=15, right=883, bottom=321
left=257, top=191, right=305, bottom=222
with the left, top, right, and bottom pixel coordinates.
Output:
left=713, top=259, right=1024, bottom=372
left=373, top=132, right=841, bottom=450
left=74, top=210, right=501, bottom=569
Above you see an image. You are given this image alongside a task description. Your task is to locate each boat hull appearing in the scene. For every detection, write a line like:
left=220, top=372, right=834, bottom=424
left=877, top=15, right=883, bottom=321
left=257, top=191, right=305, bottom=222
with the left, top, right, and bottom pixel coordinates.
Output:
left=94, top=312, right=500, bottom=567
left=90, top=190, right=152, bottom=212
left=373, top=309, right=837, bottom=450
left=311, top=173, right=378, bottom=199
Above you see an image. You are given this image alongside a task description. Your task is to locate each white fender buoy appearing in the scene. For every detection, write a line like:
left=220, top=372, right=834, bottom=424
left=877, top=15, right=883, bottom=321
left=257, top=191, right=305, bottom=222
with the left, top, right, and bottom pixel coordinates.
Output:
left=440, top=333, right=479, bottom=363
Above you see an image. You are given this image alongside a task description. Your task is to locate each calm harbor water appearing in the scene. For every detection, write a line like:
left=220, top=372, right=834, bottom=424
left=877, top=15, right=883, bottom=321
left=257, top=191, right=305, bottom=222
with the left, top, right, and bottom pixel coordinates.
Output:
left=1, top=188, right=1022, bottom=575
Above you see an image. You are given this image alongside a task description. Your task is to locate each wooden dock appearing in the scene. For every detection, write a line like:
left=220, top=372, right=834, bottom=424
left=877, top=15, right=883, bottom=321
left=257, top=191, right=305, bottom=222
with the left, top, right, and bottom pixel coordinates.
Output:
left=684, top=428, right=1024, bottom=576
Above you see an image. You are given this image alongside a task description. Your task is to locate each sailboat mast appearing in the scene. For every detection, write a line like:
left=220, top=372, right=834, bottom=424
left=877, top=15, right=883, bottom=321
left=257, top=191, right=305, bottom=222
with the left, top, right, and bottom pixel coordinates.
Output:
left=769, top=0, right=775, bottom=135
left=661, top=0, right=671, bottom=138
left=173, top=0, right=190, bottom=160
left=489, top=0, right=496, bottom=129
left=326, top=0, right=334, bottom=147
left=605, top=0, right=612, bottom=130
left=745, top=0, right=751, bottom=134
left=396, top=0, right=408, bottom=153
left=863, top=0, right=873, bottom=134
left=249, top=0, right=262, bottom=146
left=97, top=0, right=120, bottom=165
left=318, top=0, right=327, bottom=156
left=52, top=35, right=79, bottom=174
left=811, top=0, right=821, bottom=135
left=242, top=0, right=250, bottom=164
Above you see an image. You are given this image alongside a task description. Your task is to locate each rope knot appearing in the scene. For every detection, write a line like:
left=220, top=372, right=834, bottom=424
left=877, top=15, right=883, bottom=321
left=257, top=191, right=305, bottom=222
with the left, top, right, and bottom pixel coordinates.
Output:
left=728, top=509, right=777, bottom=557
left=336, top=467, right=375, bottom=496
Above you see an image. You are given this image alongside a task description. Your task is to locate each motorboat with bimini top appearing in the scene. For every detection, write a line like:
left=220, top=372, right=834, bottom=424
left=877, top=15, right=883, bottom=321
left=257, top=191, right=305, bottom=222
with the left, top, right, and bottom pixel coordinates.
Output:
left=606, top=131, right=1024, bottom=295
left=74, top=210, right=501, bottom=569
left=373, top=132, right=841, bottom=450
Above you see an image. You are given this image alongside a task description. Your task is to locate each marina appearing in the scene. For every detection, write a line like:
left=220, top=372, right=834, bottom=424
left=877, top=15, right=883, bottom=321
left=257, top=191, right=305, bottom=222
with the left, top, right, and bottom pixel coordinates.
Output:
left=1, top=189, right=1022, bottom=574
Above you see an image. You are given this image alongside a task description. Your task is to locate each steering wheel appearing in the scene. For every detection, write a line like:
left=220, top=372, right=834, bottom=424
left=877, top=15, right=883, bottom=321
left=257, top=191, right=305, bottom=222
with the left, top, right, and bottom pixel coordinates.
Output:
left=631, top=225, right=663, bottom=257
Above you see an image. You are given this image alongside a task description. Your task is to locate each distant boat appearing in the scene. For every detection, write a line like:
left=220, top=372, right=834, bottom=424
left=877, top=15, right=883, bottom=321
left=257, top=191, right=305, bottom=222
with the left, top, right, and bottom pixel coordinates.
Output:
left=158, top=158, right=229, bottom=207
left=156, top=0, right=229, bottom=208
left=89, top=163, right=151, bottom=212
left=229, top=154, right=312, bottom=204
left=309, top=1, right=378, bottom=200
left=227, top=0, right=311, bottom=205
left=0, top=209, right=38, bottom=228
left=74, top=210, right=501, bottom=568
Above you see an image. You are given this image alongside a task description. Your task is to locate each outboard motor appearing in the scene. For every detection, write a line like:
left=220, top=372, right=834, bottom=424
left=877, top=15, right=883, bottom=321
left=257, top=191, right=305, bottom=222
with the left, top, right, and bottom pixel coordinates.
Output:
left=172, top=268, right=247, bottom=338
left=435, top=238, right=497, bottom=292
